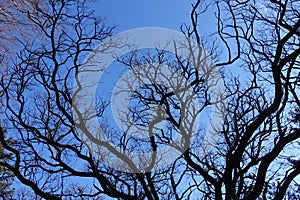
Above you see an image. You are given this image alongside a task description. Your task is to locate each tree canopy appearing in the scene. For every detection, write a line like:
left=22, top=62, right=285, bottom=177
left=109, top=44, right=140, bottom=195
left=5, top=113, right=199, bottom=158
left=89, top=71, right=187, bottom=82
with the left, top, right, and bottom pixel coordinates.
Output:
left=0, top=0, right=299, bottom=199
left=0, top=127, right=15, bottom=199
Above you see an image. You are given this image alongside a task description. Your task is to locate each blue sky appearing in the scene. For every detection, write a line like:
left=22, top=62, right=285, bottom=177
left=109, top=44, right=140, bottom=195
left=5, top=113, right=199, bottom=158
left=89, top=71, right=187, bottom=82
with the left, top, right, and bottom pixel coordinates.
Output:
left=91, top=0, right=221, bottom=132
left=10, top=1, right=244, bottom=198
left=95, top=0, right=195, bottom=31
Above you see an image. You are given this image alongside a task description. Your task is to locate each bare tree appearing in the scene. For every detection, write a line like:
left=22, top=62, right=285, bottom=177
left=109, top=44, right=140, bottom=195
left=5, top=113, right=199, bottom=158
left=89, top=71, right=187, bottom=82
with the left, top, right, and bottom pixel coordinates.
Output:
left=0, top=0, right=42, bottom=64
left=0, top=0, right=299, bottom=199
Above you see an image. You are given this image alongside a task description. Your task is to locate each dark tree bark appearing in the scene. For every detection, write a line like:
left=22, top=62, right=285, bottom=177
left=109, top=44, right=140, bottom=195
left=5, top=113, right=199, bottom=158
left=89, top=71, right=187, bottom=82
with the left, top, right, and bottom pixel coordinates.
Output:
left=0, top=0, right=299, bottom=199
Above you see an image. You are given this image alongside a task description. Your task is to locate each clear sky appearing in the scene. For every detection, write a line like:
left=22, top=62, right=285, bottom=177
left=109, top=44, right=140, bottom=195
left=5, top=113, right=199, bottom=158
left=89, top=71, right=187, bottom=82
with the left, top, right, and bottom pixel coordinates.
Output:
left=94, top=0, right=196, bottom=31
left=92, top=0, right=221, bottom=59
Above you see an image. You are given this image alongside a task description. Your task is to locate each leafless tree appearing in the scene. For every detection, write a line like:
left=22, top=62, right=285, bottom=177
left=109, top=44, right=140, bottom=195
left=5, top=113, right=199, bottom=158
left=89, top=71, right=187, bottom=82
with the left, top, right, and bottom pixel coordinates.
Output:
left=0, top=0, right=299, bottom=199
